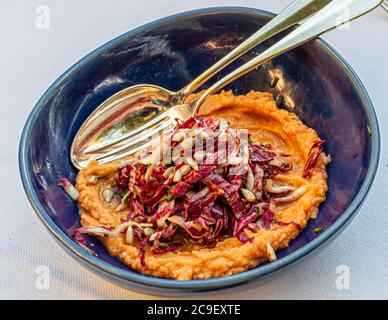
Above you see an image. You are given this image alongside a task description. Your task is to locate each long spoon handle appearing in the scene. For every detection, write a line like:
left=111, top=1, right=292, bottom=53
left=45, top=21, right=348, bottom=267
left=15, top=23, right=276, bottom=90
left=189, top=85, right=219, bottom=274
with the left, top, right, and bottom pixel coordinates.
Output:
left=179, top=0, right=332, bottom=98
left=193, top=0, right=383, bottom=112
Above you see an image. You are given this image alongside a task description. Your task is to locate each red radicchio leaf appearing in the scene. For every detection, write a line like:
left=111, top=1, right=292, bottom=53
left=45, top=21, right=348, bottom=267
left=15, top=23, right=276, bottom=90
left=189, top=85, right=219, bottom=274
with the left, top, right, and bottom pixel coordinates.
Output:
left=116, top=165, right=132, bottom=190
left=234, top=205, right=260, bottom=235
left=229, top=174, right=242, bottom=191
left=200, top=193, right=218, bottom=208
left=151, top=201, right=174, bottom=223
left=203, top=177, right=224, bottom=196
left=203, top=238, right=218, bottom=248
left=198, top=212, right=217, bottom=226
left=195, top=116, right=219, bottom=130
left=168, top=118, right=196, bottom=146
left=141, top=184, right=167, bottom=206
left=196, top=217, right=212, bottom=232
left=73, top=228, right=98, bottom=256
left=222, top=206, right=230, bottom=231
left=249, top=144, right=276, bottom=164
left=127, top=211, right=138, bottom=220
left=184, top=221, right=209, bottom=239
left=137, top=163, right=148, bottom=175
left=209, top=219, right=224, bottom=239
left=278, top=160, right=293, bottom=173
left=253, top=165, right=264, bottom=192
left=73, top=228, right=88, bottom=247
left=139, top=236, right=149, bottom=269
left=187, top=190, right=217, bottom=218
left=140, top=180, right=160, bottom=197
left=171, top=199, right=185, bottom=216
left=176, top=117, right=197, bottom=130
left=192, top=192, right=217, bottom=214
left=153, top=162, right=166, bottom=180
left=161, top=224, right=178, bottom=239
left=213, top=147, right=227, bottom=165
left=303, top=139, right=325, bottom=179
left=208, top=201, right=230, bottom=232
left=235, top=230, right=253, bottom=243
left=170, top=182, right=192, bottom=198
left=127, top=168, right=137, bottom=194
left=133, top=226, right=143, bottom=240
left=246, top=224, right=259, bottom=233
left=130, top=197, right=146, bottom=218
left=259, top=203, right=274, bottom=229
left=207, top=173, right=245, bottom=219
left=184, top=165, right=215, bottom=184
left=209, top=201, right=224, bottom=219
left=188, top=187, right=209, bottom=203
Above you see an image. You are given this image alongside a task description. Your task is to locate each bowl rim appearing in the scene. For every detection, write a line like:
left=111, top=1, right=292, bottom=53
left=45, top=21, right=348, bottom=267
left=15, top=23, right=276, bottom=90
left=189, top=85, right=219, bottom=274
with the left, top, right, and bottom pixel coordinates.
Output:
left=19, top=6, right=380, bottom=291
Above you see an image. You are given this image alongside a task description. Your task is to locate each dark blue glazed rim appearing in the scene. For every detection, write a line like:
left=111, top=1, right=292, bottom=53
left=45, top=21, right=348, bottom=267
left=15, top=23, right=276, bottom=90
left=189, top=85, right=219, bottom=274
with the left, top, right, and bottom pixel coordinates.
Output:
left=19, top=7, right=380, bottom=293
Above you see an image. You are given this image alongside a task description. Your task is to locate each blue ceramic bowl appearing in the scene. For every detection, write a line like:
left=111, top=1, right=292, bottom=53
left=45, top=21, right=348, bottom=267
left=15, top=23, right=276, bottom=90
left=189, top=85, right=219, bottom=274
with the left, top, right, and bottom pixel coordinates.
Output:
left=19, top=7, right=380, bottom=295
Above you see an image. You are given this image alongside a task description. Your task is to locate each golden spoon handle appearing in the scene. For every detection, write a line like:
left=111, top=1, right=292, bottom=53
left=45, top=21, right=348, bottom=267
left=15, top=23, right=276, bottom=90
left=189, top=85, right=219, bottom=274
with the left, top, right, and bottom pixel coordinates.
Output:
left=382, top=0, right=388, bottom=11
left=193, top=0, right=383, bottom=113
left=179, top=0, right=331, bottom=98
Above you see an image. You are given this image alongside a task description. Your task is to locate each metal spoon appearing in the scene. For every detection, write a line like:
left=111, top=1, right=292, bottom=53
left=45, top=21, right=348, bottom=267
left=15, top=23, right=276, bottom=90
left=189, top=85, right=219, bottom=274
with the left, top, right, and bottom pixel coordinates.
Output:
left=70, top=0, right=331, bottom=169
left=71, top=0, right=382, bottom=169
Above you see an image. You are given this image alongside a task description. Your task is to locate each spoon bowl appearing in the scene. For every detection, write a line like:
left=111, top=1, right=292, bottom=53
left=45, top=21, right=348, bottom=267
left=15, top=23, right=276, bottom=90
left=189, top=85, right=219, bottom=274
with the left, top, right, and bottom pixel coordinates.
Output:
left=71, top=83, right=196, bottom=169
left=71, top=84, right=176, bottom=169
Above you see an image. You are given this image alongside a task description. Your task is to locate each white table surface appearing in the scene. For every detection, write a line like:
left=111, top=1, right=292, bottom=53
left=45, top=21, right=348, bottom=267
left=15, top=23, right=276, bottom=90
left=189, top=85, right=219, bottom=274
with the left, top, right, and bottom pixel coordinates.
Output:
left=1, top=0, right=387, bottom=300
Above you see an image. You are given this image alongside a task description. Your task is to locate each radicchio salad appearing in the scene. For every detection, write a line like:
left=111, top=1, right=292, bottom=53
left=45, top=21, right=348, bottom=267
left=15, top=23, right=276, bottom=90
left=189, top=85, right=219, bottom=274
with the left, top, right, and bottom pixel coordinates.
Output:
left=60, top=91, right=330, bottom=280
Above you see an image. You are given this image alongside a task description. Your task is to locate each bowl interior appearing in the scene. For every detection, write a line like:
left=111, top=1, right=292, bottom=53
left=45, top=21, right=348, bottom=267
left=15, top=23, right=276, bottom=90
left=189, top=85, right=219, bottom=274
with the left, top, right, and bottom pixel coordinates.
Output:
left=21, top=8, right=375, bottom=285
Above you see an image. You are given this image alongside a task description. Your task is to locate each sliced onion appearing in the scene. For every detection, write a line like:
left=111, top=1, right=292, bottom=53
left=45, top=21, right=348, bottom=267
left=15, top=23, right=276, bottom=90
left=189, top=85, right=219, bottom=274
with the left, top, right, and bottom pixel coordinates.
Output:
left=125, top=224, right=134, bottom=244
left=266, top=243, right=277, bottom=262
left=58, top=178, right=79, bottom=201
left=264, top=179, right=294, bottom=194
left=246, top=166, right=255, bottom=191
left=272, top=186, right=307, bottom=204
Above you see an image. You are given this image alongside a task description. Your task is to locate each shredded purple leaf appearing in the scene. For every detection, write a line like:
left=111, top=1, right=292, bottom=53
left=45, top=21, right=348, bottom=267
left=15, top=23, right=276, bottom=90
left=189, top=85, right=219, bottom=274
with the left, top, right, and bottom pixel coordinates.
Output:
left=73, top=116, right=301, bottom=267
left=303, top=139, right=325, bottom=179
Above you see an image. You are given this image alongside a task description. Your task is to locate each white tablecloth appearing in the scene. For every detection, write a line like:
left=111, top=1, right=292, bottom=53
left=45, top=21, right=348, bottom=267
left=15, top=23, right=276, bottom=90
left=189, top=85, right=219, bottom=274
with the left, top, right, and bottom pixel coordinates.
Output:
left=1, top=0, right=387, bottom=300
